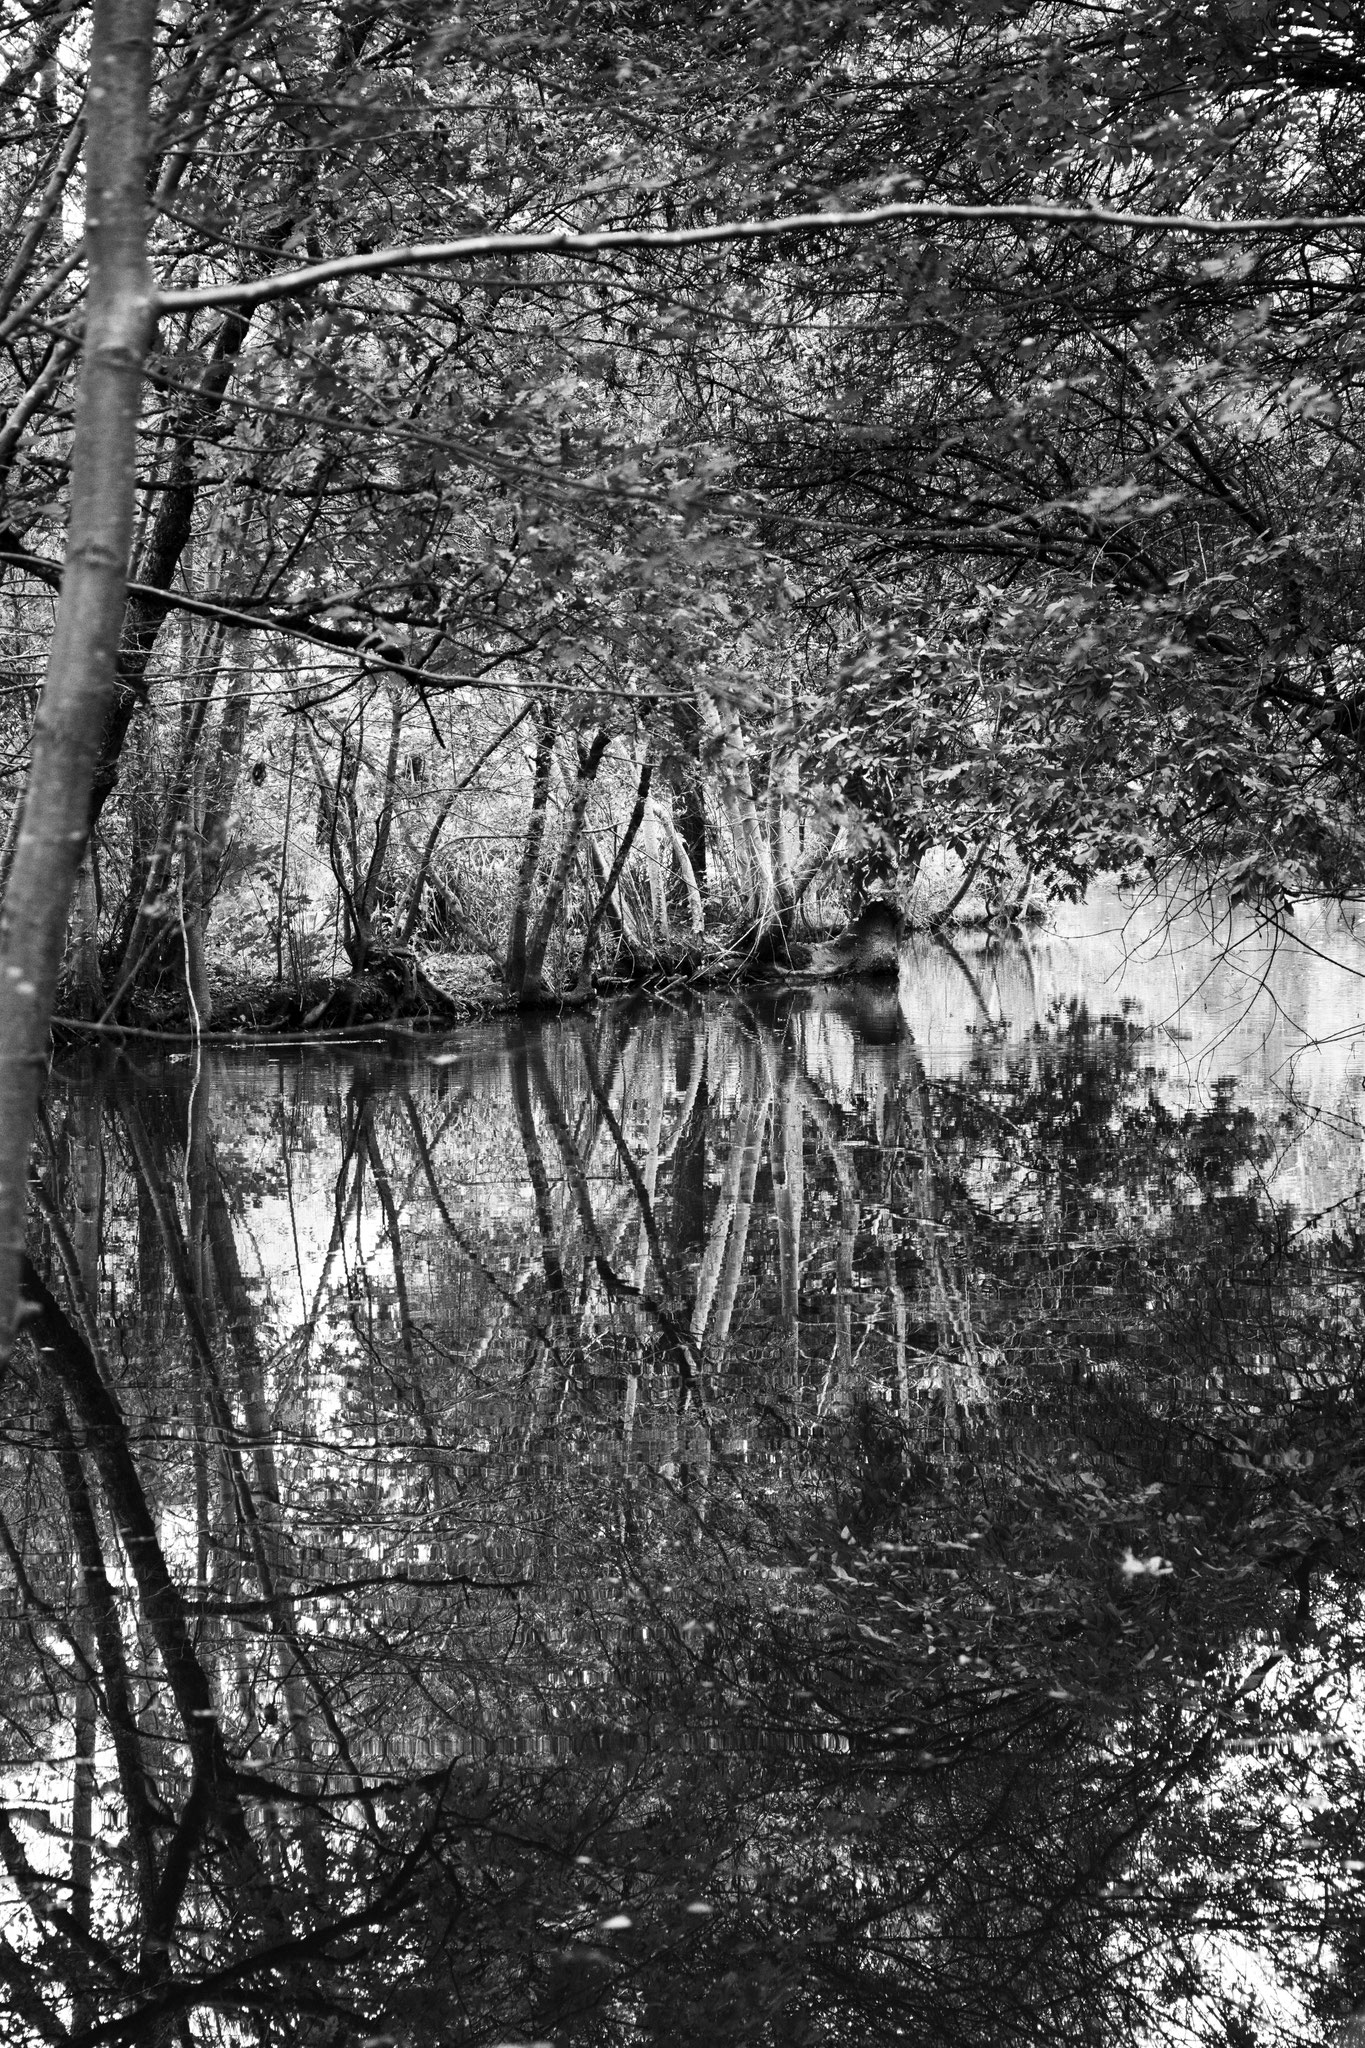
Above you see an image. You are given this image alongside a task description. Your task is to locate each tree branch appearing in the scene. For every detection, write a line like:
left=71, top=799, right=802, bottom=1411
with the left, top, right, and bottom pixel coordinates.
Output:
left=155, top=200, right=1365, bottom=317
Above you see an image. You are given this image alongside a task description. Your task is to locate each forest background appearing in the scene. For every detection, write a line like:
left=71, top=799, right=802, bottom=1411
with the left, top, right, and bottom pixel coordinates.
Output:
left=3, top=0, right=1365, bottom=1338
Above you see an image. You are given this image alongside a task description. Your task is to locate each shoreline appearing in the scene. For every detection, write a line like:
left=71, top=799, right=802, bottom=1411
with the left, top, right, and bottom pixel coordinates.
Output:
left=50, top=901, right=1052, bottom=1049
left=49, top=952, right=892, bottom=1049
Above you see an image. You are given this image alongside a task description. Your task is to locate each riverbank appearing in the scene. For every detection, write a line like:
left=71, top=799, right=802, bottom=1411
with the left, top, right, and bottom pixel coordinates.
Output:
left=51, top=898, right=1049, bottom=1042
left=53, top=935, right=754, bottom=1039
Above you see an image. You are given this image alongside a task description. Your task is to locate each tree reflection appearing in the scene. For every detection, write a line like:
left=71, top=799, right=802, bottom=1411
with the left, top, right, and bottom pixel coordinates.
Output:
left=4, top=992, right=1364, bottom=2042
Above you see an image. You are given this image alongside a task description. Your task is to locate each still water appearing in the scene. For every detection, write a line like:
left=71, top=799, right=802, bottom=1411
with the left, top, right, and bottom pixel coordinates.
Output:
left=10, top=891, right=1365, bottom=2045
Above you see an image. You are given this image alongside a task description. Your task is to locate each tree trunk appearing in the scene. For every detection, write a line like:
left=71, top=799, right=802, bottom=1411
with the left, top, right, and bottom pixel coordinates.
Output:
left=182, top=802, right=212, bottom=1027
left=349, top=682, right=405, bottom=971
left=0, top=772, right=25, bottom=904
left=659, top=806, right=704, bottom=935
left=697, top=690, right=773, bottom=928
left=575, top=760, right=651, bottom=993
left=585, top=835, right=626, bottom=948
left=637, top=797, right=670, bottom=939
left=303, top=719, right=363, bottom=971
left=0, top=0, right=156, bottom=1359
left=106, top=646, right=218, bottom=1016
left=276, top=721, right=298, bottom=987
left=670, top=701, right=707, bottom=895
left=767, top=696, right=798, bottom=931
left=112, top=703, right=155, bottom=960
left=400, top=701, right=532, bottom=945
left=176, top=576, right=213, bottom=1024
left=518, top=728, right=609, bottom=1001
left=505, top=700, right=555, bottom=997
left=89, top=300, right=259, bottom=835
left=69, top=845, right=104, bottom=1017
left=66, top=1083, right=103, bottom=2035
left=401, top=796, right=455, bottom=945
left=200, top=628, right=255, bottom=905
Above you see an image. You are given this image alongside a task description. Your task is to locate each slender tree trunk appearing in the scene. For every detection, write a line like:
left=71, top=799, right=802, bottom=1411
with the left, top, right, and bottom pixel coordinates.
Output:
left=638, top=798, right=669, bottom=939
left=113, top=705, right=155, bottom=959
left=585, top=835, right=626, bottom=947
left=105, top=661, right=217, bottom=1017
left=200, top=628, right=255, bottom=905
left=930, top=837, right=991, bottom=930
left=67, top=1084, right=102, bottom=2035
left=303, top=720, right=362, bottom=970
left=182, top=802, right=212, bottom=1026
left=401, top=796, right=455, bottom=944
left=505, top=700, right=555, bottom=997
left=178, top=582, right=213, bottom=1025
left=0, top=0, right=156, bottom=1359
left=0, top=781, right=24, bottom=904
left=399, top=701, right=533, bottom=945
left=697, top=690, right=773, bottom=927
left=69, top=845, right=104, bottom=1017
left=659, top=806, right=704, bottom=935
left=670, top=701, right=707, bottom=896
left=90, top=301, right=259, bottom=835
left=349, top=683, right=405, bottom=970
left=767, top=694, right=798, bottom=929
left=575, top=760, right=651, bottom=993
left=519, top=728, right=609, bottom=1001
left=276, top=721, right=298, bottom=987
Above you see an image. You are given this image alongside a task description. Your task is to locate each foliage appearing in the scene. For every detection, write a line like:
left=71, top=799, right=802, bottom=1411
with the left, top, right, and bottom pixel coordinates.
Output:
left=3, top=0, right=1365, bottom=1020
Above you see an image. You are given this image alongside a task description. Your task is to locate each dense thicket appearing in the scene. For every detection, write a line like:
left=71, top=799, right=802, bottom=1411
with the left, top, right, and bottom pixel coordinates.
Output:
left=3, top=2, right=1365, bottom=1048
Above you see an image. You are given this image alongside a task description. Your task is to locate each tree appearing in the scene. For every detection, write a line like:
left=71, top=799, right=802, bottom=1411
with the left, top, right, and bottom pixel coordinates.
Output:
left=0, top=0, right=156, bottom=1361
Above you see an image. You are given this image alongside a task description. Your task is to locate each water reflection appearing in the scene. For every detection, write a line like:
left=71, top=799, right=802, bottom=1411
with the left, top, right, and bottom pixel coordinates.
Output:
left=9, top=908, right=1365, bottom=2044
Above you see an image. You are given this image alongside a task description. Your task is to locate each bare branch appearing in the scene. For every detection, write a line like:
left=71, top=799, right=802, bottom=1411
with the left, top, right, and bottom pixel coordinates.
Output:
left=155, top=199, right=1365, bottom=315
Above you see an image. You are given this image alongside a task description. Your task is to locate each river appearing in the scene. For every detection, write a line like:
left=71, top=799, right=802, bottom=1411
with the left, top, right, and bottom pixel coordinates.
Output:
left=9, top=888, right=1365, bottom=2045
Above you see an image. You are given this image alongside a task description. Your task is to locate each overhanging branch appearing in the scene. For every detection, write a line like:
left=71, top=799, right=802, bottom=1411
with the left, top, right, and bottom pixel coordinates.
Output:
left=155, top=199, right=1365, bottom=315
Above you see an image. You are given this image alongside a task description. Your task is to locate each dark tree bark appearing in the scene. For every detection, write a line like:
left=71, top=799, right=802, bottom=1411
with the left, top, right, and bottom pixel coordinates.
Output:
left=88, top=305, right=257, bottom=834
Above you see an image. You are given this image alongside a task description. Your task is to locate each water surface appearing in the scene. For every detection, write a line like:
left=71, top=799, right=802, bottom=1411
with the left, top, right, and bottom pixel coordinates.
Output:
left=9, top=893, right=1365, bottom=2045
